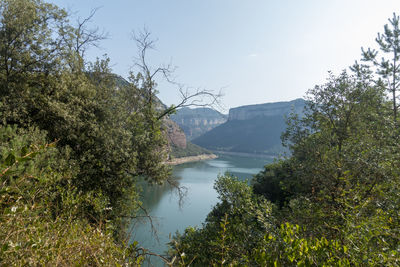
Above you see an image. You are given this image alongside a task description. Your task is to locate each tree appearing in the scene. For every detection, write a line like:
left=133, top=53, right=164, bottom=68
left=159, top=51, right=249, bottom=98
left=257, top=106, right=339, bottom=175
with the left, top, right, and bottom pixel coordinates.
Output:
left=0, top=0, right=157, bottom=232
left=169, top=174, right=275, bottom=266
left=170, top=71, right=399, bottom=266
left=252, top=71, right=399, bottom=264
left=0, top=0, right=68, bottom=125
left=359, top=12, right=400, bottom=122
left=130, top=28, right=223, bottom=122
left=167, top=14, right=400, bottom=265
left=0, top=125, right=146, bottom=266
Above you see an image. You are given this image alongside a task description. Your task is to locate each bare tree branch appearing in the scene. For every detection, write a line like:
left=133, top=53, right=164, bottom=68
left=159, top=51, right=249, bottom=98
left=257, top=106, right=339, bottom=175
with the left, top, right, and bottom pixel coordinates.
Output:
left=135, top=247, right=177, bottom=266
left=124, top=202, right=161, bottom=245
left=130, top=28, right=224, bottom=119
left=57, top=7, right=108, bottom=71
left=75, top=7, right=108, bottom=59
left=166, top=176, right=188, bottom=209
left=158, top=85, right=225, bottom=120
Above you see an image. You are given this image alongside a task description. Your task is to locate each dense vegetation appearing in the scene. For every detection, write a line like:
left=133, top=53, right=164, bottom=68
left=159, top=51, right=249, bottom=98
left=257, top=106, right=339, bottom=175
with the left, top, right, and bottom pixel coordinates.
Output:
left=170, top=142, right=213, bottom=158
left=0, top=0, right=173, bottom=264
left=1, top=0, right=399, bottom=265
left=168, top=15, right=400, bottom=266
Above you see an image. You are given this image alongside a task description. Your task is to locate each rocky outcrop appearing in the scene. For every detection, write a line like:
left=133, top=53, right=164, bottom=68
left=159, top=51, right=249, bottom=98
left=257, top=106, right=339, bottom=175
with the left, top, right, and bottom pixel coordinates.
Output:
left=171, top=107, right=227, bottom=140
left=228, top=98, right=305, bottom=121
left=113, top=75, right=188, bottom=150
left=163, top=118, right=187, bottom=149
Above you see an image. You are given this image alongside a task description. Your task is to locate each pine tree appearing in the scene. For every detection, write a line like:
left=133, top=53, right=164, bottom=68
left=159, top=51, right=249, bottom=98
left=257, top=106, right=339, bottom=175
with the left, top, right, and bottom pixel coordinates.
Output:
left=361, top=13, right=400, bottom=122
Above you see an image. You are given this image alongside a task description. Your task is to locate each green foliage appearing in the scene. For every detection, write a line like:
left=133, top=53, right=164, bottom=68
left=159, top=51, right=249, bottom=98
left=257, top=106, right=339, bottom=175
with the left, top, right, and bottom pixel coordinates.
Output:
left=170, top=142, right=212, bottom=158
left=252, top=159, right=303, bottom=208
left=251, top=71, right=399, bottom=265
left=169, top=174, right=275, bottom=266
left=0, top=125, right=144, bottom=266
left=358, top=12, right=400, bottom=121
left=0, top=0, right=171, bottom=232
left=0, top=0, right=173, bottom=264
left=254, top=222, right=351, bottom=266
left=256, top=72, right=392, bottom=209
left=170, top=71, right=400, bottom=265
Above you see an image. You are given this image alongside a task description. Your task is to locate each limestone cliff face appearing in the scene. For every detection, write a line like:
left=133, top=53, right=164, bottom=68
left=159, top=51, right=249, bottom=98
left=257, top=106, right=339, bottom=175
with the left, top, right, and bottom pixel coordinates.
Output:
left=171, top=108, right=227, bottom=140
left=192, top=99, right=306, bottom=155
left=228, top=98, right=305, bottom=121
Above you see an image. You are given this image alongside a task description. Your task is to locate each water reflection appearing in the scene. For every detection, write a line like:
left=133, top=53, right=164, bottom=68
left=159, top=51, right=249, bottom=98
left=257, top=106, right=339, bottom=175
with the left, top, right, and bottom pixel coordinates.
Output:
left=205, top=159, right=233, bottom=168
left=129, top=154, right=271, bottom=266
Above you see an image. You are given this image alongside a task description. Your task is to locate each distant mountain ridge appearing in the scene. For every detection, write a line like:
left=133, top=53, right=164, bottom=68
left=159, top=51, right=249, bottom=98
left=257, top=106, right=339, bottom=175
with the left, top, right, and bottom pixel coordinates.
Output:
left=170, top=107, right=227, bottom=140
left=192, top=99, right=306, bottom=155
left=228, top=98, right=305, bottom=121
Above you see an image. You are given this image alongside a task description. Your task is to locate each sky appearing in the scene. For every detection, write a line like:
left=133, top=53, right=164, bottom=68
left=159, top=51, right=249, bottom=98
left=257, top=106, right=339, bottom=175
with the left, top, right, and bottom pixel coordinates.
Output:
left=49, top=0, right=400, bottom=112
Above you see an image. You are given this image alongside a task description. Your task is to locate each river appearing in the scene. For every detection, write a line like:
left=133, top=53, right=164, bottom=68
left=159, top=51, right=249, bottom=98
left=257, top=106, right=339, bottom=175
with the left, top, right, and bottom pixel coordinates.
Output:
left=129, top=154, right=272, bottom=266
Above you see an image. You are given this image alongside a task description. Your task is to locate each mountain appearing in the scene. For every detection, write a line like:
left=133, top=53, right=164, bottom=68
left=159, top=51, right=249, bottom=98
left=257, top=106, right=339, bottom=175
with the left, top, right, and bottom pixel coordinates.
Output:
left=170, top=107, right=228, bottom=140
left=192, top=99, right=305, bottom=155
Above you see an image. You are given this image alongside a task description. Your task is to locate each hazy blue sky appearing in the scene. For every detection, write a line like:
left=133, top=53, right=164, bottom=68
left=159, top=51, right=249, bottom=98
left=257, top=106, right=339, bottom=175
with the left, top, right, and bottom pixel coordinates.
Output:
left=50, top=0, right=400, bottom=111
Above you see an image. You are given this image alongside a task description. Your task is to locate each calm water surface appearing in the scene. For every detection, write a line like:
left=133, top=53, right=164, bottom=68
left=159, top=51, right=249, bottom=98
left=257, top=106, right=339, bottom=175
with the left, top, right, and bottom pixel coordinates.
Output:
left=130, top=154, right=271, bottom=265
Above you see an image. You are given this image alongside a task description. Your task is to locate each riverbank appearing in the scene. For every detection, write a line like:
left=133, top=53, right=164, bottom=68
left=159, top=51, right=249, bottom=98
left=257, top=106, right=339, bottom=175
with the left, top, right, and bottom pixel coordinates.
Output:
left=166, top=154, right=218, bottom=165
left=213, top=150, right=277, bottom=159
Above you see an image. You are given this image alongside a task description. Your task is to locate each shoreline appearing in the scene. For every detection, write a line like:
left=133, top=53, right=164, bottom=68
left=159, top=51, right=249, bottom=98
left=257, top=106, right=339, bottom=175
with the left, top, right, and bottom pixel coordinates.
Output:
left=212, top=150, right=277, bottom=159
left=166, top=154, right=218, bottom=165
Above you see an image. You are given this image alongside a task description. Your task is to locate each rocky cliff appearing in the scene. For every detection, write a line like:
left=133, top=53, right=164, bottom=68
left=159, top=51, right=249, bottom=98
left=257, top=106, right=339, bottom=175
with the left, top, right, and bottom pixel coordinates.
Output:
left=163, top=118, right=187, bottom=149
left=170, top=107, right=227, bottom=140
left=192, top=99, right=306, bottom=155
left=228, top=98, right=305, bottom=121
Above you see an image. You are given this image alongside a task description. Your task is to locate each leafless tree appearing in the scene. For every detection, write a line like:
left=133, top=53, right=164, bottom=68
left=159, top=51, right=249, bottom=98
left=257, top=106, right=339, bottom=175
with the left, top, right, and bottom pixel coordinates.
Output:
left=74, top=7, right=108, bottom=58
left=59, top=7, right=108, bottom=71
left=131, top=28, right=224, bottom=120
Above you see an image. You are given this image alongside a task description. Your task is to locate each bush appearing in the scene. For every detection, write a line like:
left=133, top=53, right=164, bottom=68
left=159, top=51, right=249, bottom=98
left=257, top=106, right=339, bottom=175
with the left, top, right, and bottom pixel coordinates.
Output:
left=0, top=125, right=143, bottom=266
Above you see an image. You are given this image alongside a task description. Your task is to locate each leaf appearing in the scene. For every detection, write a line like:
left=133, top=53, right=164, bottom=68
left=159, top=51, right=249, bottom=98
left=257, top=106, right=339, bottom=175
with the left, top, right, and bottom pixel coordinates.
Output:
left=4, top=153, right=16, bottom=166
left=20, top=146, right=28, bottom=156
left=15, top=156, right=30, bottom=163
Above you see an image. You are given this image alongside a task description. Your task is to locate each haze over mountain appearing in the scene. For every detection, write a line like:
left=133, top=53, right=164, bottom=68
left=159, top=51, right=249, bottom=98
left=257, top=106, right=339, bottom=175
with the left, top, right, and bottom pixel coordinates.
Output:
left=192, top=99, right=305, bottom=155
left=170, top=107, right=227, bottom=140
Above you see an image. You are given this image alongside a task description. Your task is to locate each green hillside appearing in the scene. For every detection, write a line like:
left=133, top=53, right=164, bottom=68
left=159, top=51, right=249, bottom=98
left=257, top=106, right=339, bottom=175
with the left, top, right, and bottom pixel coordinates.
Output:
left=170, top=141, right=213, bottom=158
left=193, top=115, right=286, bottom=154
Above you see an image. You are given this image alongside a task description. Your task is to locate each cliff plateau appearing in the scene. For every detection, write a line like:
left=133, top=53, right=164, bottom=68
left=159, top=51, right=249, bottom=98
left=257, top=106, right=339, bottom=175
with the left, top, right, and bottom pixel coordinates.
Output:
left=192, top=99, right=305, bottom=155
left=170, top=107, right=227, bottom=140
